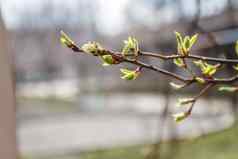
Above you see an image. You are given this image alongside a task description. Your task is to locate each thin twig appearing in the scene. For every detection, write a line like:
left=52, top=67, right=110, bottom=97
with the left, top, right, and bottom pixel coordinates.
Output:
left=123, top=58, right=192, bottom=82
left=74, top=48, right=238, bottom=84
left=140, top=51, right=238, bottom=64
left=195, top=83, right=215, bottom=100
left=188, top=83, right=215, bottom=114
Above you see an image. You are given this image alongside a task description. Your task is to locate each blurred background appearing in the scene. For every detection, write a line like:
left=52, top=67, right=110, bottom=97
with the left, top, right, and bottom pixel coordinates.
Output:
left=0, top=0, right=238, bottom=158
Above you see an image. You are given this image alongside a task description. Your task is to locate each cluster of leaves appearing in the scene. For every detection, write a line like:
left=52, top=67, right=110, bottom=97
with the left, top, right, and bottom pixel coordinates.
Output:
left=171, top=33, right=238, bottom=122
left=61, top=31, right=142, bottom=80
left=193, top=60, right=219, bottom=77
left=60, top=30, right=238, bottom=123
left=175, top=31, right=198, bottom=56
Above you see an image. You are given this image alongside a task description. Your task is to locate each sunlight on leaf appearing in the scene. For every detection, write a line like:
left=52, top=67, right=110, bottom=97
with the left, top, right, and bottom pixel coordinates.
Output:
left=195, top=77, right=206, bottom=84
left=173, top=58, right=185, bottom=67
left=170, top=82, right=185, bottom=90
left=122, top=37, right=139, bottom=57
left=235, top=40, right=238, bottom=56
left=193, top=60, right=217, bottom=77
left=81, top=41, right=104, bottom=56
left=177, top=98, right=195, bottom=107
left=120, top=68, right=140, bottom=80
left=218, top=86, right=238, bottom=92
left=173, top=112, right=190, bottom=123
left=60, top=30, right=80, bottom=52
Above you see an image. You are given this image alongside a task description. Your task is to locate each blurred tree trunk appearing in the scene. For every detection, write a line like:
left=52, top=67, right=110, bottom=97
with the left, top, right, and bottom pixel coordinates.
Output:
left=0, top=9, right=17, bottom=159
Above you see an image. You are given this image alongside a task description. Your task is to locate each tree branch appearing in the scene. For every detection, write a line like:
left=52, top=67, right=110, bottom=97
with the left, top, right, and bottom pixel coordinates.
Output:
left=74, top=48, right=238, bottom=84
left=60, top=30, right=238, bottom=121
left=123, top=58, right=192, bottom=82
left=140, top=51, right=238, bottom=64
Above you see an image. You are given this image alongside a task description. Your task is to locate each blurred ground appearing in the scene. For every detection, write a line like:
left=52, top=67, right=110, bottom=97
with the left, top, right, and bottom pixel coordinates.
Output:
left=17, top=93, right=234, bottom=157
left=22, top=121, right=238, bottom=159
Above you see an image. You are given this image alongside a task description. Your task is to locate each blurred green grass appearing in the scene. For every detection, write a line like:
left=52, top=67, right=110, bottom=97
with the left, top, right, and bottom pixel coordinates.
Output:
left=80, top=122, right=238, bottom=159
left=22, top=120, right=238, bottom=159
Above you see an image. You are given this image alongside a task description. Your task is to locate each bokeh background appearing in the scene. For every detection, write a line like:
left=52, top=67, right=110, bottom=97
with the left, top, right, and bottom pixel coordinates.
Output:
left=0, top=0, right=238, bottom=158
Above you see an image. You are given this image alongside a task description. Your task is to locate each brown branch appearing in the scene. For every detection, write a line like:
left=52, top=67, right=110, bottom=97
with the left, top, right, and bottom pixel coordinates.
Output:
left=61, top=30, right=238, bottom=120
left=212, top=74, right=238, bottom=83
left=195, top=83, right=215, bottom=100
left=74, top=49, right=194, bottom=83
left=116, top=51, right=238, bottom=84
left=140, top=51, right=238, bottom=64
left=111, top=51, right=238, bottom=84
left=122, top=58, right=192, bottom=82
left=188, top=83, right=215, bottom=114
left=73, top=48, right=238, bottom=84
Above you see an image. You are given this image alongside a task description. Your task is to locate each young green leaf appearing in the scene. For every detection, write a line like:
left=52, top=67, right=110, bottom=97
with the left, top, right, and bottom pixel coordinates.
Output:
left=193, top=60, right=204, bottom=68
left=233, top=64, right=238, bottom=71
left=193, top=60, right=217, bottom=77
left=120, top=68, right=133, bottom=74
left=120, top=68, right=140, bottom=80
left=174, top=31, right=183, bottom=46
left=81, top=41, right=104, bottom=56
left=101, top=55, right=115, bottom=66
left=173, top=58, right=185, bottom=67
left=195, top=77, right=206, bottom=84
left=60, top=30, right=80, bottom=52
left=173, top=112, right=190, bottom=123
left=189, top=34, right=198, bottom=49
left=175, top=31, right=185, bottom=55
left=235, top=40, right=238, bottom=56
left=174, top=32, right=198, bottom=56
left=203, top=66, right=216, bottom=76
left=218, top=86, right=238, bottom=92
left=183, top=36, right=190, bottom=51
left=169, top=82, right=185, bottom=90
left=122, top=37, right=139, bottom=57
left=177, top=98, right=195, bottom=107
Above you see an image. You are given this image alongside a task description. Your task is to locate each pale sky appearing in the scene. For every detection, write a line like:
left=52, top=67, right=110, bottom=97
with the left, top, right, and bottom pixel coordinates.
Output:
left=0, top=0, right=232, bottom=35
left=0, top=0, right=129, bottom=35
